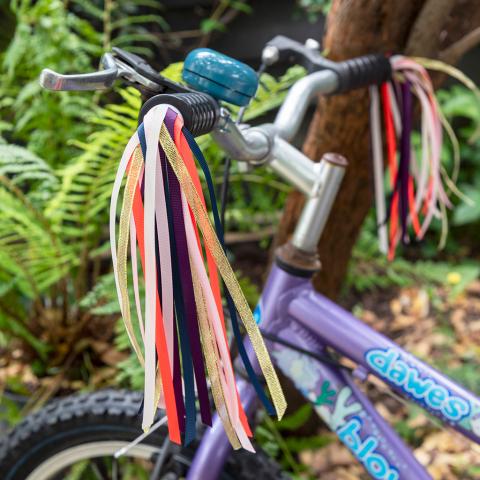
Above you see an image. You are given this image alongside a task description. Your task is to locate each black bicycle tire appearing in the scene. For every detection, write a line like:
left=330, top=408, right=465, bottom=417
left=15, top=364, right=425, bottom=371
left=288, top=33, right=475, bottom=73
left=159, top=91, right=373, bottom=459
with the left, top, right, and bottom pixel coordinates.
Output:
left=0, top=389, right=288, bottom=480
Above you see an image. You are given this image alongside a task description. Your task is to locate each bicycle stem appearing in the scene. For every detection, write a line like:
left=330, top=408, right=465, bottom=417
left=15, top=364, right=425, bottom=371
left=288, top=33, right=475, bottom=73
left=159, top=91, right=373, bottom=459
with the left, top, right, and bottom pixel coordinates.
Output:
left=212, top=69, right=346, bottom=263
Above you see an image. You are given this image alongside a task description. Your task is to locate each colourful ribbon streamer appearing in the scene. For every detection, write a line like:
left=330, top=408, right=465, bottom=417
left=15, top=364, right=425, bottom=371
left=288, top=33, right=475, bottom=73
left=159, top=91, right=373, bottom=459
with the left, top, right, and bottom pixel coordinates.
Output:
left=370, top=56, right=454, bottom=259
left=111, top=104, right=286, bottom=449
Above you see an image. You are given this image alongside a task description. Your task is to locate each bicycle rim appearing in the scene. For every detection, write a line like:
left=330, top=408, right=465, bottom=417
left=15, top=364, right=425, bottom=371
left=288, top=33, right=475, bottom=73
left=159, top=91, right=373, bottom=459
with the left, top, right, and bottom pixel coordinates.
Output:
left=26, top=440, right=161, bottom=480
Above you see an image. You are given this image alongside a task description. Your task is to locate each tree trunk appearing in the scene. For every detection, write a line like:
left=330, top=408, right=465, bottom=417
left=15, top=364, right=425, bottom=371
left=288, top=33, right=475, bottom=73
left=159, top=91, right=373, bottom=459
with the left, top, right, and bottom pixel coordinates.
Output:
left=275, top=0, right=480, bottom=300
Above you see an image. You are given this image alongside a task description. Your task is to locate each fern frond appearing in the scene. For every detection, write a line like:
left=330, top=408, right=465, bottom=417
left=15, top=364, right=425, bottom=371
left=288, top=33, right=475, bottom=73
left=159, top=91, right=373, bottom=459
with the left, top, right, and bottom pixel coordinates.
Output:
left=0, top=144, right=58, bottom=203
left=0, top=144, right=72, bottom=297
left=0, top=187, right=74, bottom=298
left=45, top=87, right=141, bottom=250
left=0, top=307, right=48, bottom=357
left=71, top=0, right=105, bottom=21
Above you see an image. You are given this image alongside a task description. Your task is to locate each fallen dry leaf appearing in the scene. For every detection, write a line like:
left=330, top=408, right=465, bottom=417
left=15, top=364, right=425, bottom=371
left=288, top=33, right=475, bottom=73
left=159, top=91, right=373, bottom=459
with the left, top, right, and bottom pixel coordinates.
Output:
left=301, top=283, right=480, bottom=480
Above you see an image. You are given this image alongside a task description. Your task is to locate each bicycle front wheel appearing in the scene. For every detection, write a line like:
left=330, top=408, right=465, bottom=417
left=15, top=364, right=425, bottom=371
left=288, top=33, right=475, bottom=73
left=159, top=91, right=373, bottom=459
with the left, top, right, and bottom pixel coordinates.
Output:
left=0, top=389, right=287, bottom=480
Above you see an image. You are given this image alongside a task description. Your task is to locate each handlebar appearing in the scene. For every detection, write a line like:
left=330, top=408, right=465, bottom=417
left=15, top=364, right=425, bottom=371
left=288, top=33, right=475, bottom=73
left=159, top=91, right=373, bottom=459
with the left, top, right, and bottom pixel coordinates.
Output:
left=39, top=36, right=392, bottom=255
left=39, top=36, right=392, bottom=139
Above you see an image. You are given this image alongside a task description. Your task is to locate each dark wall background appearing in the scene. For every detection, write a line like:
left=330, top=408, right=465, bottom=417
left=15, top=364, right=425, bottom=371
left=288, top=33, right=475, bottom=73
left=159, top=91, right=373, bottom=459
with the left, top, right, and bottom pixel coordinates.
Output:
left=161, top=1, right=479, bottom=80
left=157, top=0, right=325, bottom=67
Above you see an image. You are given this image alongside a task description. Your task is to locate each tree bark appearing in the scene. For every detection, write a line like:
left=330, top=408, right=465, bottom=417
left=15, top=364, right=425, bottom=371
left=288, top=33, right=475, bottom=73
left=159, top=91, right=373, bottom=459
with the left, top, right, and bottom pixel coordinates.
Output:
left=275, top=0, right=480, bottom=300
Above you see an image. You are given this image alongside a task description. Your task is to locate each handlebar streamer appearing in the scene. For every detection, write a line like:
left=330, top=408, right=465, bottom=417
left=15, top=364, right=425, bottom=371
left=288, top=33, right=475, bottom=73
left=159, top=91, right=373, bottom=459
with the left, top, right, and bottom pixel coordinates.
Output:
left=110, top=104, right=286, bottom=450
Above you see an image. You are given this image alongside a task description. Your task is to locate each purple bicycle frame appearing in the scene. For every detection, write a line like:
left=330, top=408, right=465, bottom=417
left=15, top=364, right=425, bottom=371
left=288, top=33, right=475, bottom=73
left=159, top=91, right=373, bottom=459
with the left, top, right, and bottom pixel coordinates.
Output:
left=187, top=263, right=480, bottom=480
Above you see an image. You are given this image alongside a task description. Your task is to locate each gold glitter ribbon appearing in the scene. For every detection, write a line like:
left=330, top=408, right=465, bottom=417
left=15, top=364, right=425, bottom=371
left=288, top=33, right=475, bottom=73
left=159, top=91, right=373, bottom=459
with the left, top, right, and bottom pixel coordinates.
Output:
left=190, top=253, right=241, bottom=449
left=159, top=125, right=287, bottom=420
left=154, top=368, right=164, bottom=409
left=117, top=146, right=145, bottom=366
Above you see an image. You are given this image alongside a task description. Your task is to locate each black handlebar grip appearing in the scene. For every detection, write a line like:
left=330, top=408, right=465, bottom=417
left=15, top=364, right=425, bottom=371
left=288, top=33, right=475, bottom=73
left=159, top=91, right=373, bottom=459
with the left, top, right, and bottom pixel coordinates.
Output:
left=333, top=54, right=392, bottom=93
left=264, top=36, right=392, bottom=93
left=138, top=92, right=220, bottom=137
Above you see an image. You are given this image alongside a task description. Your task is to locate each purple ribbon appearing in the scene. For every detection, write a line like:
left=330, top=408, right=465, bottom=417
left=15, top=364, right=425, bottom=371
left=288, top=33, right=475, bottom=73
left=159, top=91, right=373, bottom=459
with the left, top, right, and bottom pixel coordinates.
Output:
left=163, top=108, right=212, bottom=427
left=399, top=80, right=412, bottom=242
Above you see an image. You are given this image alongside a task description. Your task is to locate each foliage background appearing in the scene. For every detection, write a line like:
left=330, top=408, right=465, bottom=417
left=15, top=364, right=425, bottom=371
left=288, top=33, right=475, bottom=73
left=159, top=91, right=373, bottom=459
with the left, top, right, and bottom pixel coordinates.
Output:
left=0, top=1, right=479, bottom=478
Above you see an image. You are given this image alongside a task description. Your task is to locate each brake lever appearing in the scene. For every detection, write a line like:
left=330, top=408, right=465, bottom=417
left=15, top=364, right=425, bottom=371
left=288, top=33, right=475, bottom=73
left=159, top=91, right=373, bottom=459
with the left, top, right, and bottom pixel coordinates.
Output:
left=39, top=47, right=192, bottom=95
left=40, top=53, right=119, bottom=91
left=112, top=48, right=192, bottom=95
left=261, top=35, right=336, bottom=73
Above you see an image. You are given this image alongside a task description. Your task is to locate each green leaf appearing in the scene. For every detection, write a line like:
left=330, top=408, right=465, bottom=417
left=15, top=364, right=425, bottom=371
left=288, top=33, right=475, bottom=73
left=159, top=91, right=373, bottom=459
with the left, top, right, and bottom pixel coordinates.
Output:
left=275, top=404, right=313, bottom=431
left=0, top=310, right=49, bottom=358
left=200, top=18, right=227, bottom=34
left=284, top=434, right=333, bottom=452
left=452, top=186, right=480, bottom=225
left=231, top=1, right=253, bottom=13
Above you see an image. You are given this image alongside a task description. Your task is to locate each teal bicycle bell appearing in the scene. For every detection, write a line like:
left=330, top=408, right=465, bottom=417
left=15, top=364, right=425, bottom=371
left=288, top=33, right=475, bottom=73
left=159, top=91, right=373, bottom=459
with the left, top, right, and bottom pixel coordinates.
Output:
left=182, top=48, right=258, bottom=107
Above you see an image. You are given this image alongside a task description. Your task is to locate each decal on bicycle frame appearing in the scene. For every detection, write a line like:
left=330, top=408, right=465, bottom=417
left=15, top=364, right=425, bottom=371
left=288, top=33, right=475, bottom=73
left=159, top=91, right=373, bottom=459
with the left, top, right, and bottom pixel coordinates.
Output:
left=253, top=301, right=262, bottom=325
left=272, top=349, right=400, bottom=480
left=365, top=348, right=471, bottom=423
left=338, top=417, right=399, bottom=480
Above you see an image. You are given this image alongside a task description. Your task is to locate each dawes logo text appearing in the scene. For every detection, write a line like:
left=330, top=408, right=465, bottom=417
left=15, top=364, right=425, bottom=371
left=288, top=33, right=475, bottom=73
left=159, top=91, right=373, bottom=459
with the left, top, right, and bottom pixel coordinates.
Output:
left=338, top=418, right=399, bottom=480
left=366, top=348, right=470, bottom=422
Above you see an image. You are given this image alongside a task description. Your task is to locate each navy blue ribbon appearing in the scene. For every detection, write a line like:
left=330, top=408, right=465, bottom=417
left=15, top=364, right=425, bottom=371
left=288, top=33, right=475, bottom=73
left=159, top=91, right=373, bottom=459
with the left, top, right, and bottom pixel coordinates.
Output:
left=182, top=127, right=275, bottom=416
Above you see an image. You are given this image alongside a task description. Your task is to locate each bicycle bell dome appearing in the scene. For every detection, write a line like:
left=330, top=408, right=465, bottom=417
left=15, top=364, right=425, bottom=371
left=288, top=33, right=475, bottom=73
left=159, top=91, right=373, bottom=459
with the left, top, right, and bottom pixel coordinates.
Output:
left=182, top=48, right=258, bottom=107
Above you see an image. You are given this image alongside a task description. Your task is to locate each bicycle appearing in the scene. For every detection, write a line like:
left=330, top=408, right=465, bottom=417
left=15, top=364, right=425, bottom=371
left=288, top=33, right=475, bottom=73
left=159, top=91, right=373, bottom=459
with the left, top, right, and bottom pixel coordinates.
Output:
left=0, top=36, right=478, bottom=480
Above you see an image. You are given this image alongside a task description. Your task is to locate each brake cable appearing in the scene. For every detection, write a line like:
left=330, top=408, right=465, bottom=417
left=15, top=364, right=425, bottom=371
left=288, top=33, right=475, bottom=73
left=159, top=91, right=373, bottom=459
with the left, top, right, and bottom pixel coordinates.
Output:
left=219, top=61, right=268, bottom=229
left=260, top=330, right=354, bottom=373
left=260, top=330, right=454, bottom=437
left=219, top=156, right=231, bottom=228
